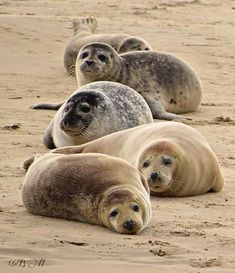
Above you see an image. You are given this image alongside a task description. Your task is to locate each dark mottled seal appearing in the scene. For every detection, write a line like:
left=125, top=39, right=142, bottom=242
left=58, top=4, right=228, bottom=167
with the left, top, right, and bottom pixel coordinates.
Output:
left=52, top=122, right=224, bottom=197
left=22, top=153, right=152, bottom=234
left=42, top=81, right=153, bottom=149
left=76, top=42, right=203, bottom=120
left=64, top=16, right=152, bottom=75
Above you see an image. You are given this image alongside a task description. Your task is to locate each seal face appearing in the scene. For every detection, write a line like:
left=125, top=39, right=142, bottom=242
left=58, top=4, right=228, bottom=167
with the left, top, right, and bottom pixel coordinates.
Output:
left=137, top=141, right=179, bottom=194
left=76, top=42, right=203, bottom=120
left=64, top=16, right=152, bottom=75
left=52, top=122, right=224, bottom=197
left=59, top=91, right=106, bottom=137
left=43, top=81, right=153, bottom=149
left=22, top=153, right=152, bottom=234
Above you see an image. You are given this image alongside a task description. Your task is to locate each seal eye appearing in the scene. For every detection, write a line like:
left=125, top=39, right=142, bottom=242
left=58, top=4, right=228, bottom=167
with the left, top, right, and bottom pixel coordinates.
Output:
left=161, top=156, right=172, bottom=166
left=80, top=105, right=91, bottom=113
left=132, top=204, right=140, bottom=212
left=81, top=52, right=88, bottom=59
left=145, top=48, right=149, bottom=51
left=109, top=210, right=118, bottom=218
left=97, top=54, right=107, bottom=62
left=143, top=161, right=150, bottom=168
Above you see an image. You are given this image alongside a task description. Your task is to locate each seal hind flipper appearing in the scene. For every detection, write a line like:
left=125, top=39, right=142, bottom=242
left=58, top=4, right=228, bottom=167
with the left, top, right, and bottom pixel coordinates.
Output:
left=144, top=97, right=192, bottom=121
left=43, top=120, right=56, bottom=149
left=30, top=102, right=64, bottom=110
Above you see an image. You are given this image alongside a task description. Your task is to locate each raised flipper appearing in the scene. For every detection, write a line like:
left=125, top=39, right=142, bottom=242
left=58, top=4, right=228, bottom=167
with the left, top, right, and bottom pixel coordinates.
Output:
left=72, top=17, right=98, bottom=35
left=23, top=154, right=43, bottom=171
left=43, top=120, right=56, bottom=149
left=144, top=97, right=192, bottom=121
left=30, top=101, right=64, bottom=110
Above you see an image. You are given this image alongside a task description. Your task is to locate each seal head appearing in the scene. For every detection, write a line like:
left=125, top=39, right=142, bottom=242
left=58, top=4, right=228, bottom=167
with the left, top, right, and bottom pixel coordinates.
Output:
left=138, top=140, right=180, bottom=194
left=99, top=185, right=151, bottom=234
left=76, top=43, right=122, bottom=85
left=59, top=90, right=111, bottom=138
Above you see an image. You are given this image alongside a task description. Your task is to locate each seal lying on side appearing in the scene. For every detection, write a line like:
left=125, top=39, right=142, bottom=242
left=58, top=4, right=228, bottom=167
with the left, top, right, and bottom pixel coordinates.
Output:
left=22, top=153, right=152, bottom=234
left=76, top=42, right=203, bottom=120
left=64, top=16, right=152, bottom=75
left=42, top=81, right=153, bottom=149
left=52, top=122, right=224, bottom=197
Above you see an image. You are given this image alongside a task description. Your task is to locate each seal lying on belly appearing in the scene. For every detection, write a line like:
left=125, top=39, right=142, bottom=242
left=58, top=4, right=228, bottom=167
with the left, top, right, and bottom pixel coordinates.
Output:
left=75, top=42, right=203, bottom=120
left=52, top=122, right=224, bottom=197
left=64, top=16, right=152, bottom=75
left=42, top=81, right=153, bottom=149
left=22, top=153, right=152, bottom=234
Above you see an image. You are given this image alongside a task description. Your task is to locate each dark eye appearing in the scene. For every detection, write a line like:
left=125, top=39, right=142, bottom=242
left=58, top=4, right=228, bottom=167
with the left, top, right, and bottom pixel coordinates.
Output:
left=109, top=210, right=118, bottom=218
left=161, top=156, right=172, bottom=166
left=81, top=52, right=88, bottom=59
left=145, top=48, right=149, bottom=51
left=132, top=204, right=139, bottom=212
left=143, top=161, right=150, bottom=168
left=80, top=105, right=91, bottom=113
left=98, top=54, right=107, bottom=62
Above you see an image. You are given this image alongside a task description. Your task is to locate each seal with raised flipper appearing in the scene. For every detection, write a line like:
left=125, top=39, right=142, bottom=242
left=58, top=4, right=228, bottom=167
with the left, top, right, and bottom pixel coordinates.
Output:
left=22, top=153, right=152, bottom=234
left=52, top=122, right=224, bottom=197
left=75, top=42, right=203, bottom=121
left=64, top=16, right=152, bottom=75
left=42, top=81, right=153, bottom=149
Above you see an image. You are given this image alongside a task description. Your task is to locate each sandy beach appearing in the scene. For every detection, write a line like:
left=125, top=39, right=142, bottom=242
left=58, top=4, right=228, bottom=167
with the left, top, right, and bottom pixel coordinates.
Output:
left=0, top=0, right=234, bottom=272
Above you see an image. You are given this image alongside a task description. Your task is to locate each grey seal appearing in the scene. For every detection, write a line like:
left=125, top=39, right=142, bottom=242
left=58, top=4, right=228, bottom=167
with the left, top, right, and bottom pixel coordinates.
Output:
left=22, top=153, right=152, bottom=234
left=42, top=81, right=153, bottom=149
left=76, top=42, right=203, bottom=121
left=52, top=122, right=224, bottom=197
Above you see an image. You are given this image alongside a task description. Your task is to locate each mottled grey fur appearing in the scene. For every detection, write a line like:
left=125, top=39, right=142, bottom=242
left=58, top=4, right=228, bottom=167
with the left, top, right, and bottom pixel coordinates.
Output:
left=43, top=81, right=153, bottom=149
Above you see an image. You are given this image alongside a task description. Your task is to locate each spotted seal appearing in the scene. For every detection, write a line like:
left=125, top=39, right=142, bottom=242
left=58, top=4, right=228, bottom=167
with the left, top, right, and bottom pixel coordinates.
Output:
left=42, top=81, right=153, bottom=149
left=52, top=122, right=224, bottom=197
left=76, top=42, right=203, bottom=120
left=22, top=153, right=152, bottom=234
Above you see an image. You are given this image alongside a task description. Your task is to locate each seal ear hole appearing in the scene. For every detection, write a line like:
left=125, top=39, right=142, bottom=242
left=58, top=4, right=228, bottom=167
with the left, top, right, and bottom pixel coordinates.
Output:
left=143, top=161, right=150, bottom=168
left=132, top=204, right=140, bottom=212
left=81, top=52, right=89, bottom=59
left=161, top=156, right=172, bottom=166
left=97, top=54, right=107, bottom=62
left=109, top=210, right=118, bottom=218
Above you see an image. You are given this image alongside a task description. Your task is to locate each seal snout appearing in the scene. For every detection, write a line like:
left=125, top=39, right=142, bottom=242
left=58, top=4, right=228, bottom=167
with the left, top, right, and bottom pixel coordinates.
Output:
left=123, top=219, right=136, bottom=232
left=85, top=60, right=95, bottom=66
left=150, top=172, right=159, bottom=182
left=123, top=219, right=135, bottom=230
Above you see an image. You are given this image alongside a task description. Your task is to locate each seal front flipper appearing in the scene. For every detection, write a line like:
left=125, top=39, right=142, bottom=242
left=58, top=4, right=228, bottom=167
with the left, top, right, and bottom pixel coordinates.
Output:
left=144, top=97, right=192, bottom=121
left=30, top=101, right=64, bottom=110
left=43, top=120, right=56, bottom=149
left=51, top=144, right=85, bottom=155
left=22, top=154, right=43, bottom=171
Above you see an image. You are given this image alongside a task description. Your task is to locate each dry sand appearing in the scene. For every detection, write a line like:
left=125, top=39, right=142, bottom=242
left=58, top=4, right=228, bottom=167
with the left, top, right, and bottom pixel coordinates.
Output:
left=0, top=0, right=234, bottom=272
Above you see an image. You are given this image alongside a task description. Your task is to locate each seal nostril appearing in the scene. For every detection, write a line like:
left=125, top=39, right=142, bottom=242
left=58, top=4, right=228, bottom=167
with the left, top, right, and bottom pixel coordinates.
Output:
left=123, top=220, right=135, bottom=231
left=85, top=60, right=94, bottom=66
left=150, top=172, right=159, bottom=182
